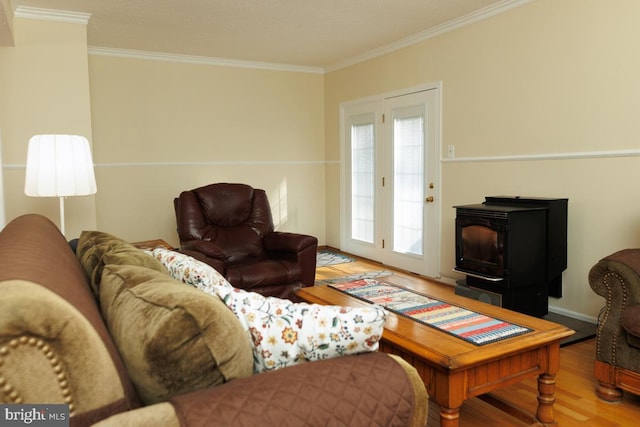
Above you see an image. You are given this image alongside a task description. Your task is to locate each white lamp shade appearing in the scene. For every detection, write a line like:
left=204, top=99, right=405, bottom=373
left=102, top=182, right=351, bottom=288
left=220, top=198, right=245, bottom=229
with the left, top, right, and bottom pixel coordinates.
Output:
left=25, top=134, right=97, bottom=197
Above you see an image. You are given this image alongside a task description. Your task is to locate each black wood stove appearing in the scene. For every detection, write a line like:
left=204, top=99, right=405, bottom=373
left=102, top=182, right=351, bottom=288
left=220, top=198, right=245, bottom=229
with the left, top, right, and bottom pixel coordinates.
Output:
left=453, top=196, right=568, bottom=317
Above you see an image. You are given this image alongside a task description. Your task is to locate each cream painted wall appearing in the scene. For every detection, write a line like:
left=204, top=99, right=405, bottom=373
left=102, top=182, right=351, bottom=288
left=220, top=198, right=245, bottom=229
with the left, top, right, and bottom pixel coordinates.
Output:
left=324, top=0, right=640, bottom=319
left=0, top=17, right=97, bottom=238
left=88, top=55, right=325, bottom=246
left=0, top=17, right=325, bottom=247
left=3, top=0, right=638, bottom=320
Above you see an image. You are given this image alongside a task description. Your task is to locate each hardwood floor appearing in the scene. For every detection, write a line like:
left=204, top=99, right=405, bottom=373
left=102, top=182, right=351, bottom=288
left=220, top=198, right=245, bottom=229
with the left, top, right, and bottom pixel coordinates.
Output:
left=316, top=249, right=640, bottom=426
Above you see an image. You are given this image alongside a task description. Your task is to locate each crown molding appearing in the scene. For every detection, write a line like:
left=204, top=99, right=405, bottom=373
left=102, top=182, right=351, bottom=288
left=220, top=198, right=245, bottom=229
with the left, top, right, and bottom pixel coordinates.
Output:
left=325, top=0, right=536, bottom=72
left=88, top=46, right=324, bottom=74
left=15, top=0, right=533, bottom=73
left=14, top=6, right=90, bottom=25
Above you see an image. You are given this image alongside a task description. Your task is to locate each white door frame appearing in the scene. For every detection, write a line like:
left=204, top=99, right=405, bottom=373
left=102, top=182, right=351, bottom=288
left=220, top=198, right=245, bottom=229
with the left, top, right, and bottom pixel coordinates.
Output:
left=339, top=82, right=442, bottom=278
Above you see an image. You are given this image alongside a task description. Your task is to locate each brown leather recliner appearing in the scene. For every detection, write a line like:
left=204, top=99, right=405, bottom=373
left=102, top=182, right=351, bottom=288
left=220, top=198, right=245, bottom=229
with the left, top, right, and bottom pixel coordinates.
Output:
left=174, top=183, right=318, bottom=301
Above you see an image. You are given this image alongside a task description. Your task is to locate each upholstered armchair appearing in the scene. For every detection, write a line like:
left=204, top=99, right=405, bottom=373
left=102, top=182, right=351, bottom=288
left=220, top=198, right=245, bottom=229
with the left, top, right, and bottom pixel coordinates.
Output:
left=589, top=249, right=640, bottom=401
left=174, top=183, right=318, bottom=301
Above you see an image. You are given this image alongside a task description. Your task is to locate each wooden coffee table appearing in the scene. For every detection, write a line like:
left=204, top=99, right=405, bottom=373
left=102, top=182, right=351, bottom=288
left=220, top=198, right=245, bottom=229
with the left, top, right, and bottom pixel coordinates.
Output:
left=297, top=275, right=574, bottom=427
left=130, top=239, right=174, bottom=251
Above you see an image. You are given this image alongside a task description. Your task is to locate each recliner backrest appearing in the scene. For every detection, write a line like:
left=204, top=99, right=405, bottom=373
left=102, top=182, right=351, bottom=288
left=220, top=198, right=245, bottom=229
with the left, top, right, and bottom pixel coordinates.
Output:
left=176, top=183, right=275, bottom=263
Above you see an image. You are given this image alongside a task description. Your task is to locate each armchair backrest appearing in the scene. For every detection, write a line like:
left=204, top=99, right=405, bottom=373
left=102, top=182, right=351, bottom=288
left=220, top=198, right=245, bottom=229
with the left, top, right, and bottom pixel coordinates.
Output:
left=175, top=183, right=275, bottom=262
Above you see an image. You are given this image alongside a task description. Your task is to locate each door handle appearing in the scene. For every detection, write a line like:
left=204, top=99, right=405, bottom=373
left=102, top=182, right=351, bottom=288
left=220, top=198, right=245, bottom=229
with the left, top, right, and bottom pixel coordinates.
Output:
left=425, top=196, right=434, bottom=203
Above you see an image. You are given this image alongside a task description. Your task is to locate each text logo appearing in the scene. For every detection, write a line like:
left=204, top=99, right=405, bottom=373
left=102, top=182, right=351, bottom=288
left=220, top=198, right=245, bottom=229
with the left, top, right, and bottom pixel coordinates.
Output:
left=0, top=405, right=69, bottom=426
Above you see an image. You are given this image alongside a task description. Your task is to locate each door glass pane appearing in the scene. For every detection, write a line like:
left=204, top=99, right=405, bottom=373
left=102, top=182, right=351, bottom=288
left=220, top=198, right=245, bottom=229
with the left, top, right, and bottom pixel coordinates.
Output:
left=393, top=116, right=424, bottom=255
left=351, top=123, right=375, bottom=243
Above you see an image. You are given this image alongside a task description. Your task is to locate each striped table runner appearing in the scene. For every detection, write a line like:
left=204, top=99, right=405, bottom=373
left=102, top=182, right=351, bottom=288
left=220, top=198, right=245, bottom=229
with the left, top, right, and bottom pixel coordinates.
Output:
left=330, top=279, right=532, bottom=346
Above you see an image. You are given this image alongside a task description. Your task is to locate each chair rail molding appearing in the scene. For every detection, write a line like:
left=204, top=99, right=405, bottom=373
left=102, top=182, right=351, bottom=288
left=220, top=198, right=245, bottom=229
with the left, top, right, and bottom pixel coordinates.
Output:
left=440, top=148, right=640, bottom=163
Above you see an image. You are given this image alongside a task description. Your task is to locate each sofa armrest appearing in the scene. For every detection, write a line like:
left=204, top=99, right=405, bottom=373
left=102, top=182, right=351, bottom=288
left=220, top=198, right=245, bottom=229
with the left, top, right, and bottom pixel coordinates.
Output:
left=176, top=352, right=426, bottom=427
left=0, top=280, right=131, bottom=425
left=589, top=249, right=640, bottom=369
left=97, top=352, right=427, bottom=427
left=589, top=249, right=640, bottom=309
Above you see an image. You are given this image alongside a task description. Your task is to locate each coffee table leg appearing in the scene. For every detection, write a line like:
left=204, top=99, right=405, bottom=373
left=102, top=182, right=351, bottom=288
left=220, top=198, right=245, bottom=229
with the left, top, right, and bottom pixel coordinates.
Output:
left=536, top=373, right=557, bottom=425
left=439, top=406, right=460, bottom=427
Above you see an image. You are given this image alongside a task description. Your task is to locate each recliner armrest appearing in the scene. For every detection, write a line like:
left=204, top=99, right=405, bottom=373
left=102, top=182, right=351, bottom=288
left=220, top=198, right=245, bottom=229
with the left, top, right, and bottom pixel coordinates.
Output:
left=178, top=248, right=226, bottom=276
left=263, top=232, right=318, bottom=287
left=180, top=240, right=228, bottom=260
left=263, top=231, right=317, bottom=254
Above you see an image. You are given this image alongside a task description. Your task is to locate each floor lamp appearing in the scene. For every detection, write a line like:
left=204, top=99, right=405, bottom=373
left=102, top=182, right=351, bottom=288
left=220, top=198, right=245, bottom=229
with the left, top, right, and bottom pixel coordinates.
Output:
left=24, top=134, right=97, bottom=236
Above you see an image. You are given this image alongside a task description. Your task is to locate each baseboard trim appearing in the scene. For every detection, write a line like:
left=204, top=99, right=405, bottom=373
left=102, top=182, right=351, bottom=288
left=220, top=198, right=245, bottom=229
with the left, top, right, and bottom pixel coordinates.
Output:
left=548, top=305, right=597, bottom=324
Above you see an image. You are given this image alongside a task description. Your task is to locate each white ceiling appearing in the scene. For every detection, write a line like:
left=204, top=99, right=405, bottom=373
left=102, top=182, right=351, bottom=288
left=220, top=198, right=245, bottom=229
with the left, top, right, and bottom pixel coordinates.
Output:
left=4, top=0, right=528, bottom=70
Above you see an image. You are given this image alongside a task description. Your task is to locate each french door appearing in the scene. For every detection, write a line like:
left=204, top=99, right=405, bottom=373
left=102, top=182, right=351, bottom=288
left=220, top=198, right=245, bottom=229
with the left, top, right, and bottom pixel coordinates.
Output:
left=341, top=86, right=440, bottom=277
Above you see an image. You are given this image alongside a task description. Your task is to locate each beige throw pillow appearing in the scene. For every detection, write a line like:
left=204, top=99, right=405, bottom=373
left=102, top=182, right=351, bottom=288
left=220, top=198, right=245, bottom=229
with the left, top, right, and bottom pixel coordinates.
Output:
left=99, top=264, right=253, bottom=404
left=76, top=230, right=166, bottom=295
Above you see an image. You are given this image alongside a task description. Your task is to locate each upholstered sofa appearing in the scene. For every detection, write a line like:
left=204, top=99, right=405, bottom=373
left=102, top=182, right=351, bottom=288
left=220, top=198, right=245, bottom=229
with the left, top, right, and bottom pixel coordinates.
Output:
left=589, top=249, right=640, bottom=401
left=174, top=183, right=318, bottom=302
left=0, top=214, right=428, bottom=426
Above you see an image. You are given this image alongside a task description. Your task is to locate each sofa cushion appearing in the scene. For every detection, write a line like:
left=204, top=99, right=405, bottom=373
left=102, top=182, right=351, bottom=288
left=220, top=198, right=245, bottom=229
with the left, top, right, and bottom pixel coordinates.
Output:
left=622, top=305, right=640, bottom=349
left=99, top=264, right=253, bottom=404
left=76, top=230, right=166, bottom=295
left=149, top=248, right=385, bottom=373
left=205, top=226, right=264, bottom=262
left=225, top=259, right=301, bottom=289
left=622, top=305, right=640, bottom=336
